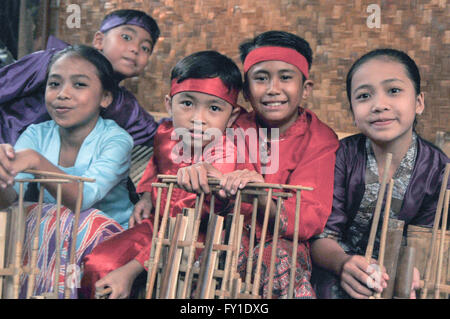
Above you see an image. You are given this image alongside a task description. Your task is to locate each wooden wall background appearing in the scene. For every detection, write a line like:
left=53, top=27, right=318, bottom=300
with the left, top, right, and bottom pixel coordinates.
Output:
left=52, top=0, right=449, bottom=142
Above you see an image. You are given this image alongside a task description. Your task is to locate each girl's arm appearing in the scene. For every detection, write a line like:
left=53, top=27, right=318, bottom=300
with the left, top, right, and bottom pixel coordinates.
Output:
left=311, top=238, right=388, bottom=299
left=0, top=143, right=81, bottom=211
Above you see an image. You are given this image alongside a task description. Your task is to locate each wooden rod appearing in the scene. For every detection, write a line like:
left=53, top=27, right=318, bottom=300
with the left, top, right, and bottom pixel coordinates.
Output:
left=23, top=169, right=95, bottom=183
left=15, top=179, right=72, bottom=184
left=288, top=190, right=302, bottom=299
left=53, top=183, right=63, bottom=297
left=26, top=185, right=45, bottom=298
left=64, top=181, right=84, bottom=299
left=13, top=182, right=25, bottom=299
left=158, top=174, right=313, bottom=191
left=267, top=196, right=283, bottom=299
left=374, top=179, right=394, bottom=299
left=245, top=197, right=258, bottom=294
left=252, top=187, right=273, bottom=296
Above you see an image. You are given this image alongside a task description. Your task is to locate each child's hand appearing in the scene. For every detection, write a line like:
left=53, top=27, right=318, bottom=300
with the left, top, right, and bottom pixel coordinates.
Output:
left=129, top=192, right=152, bottom=228
left=95, top=260, right=144, bottom=299
left=218, top=169, right=264, bottom=198
left=177, top=162, right=223, bottom=194
left=0, top=144, right=17, bottom=188
left=339, top=255, right=389, bottom=299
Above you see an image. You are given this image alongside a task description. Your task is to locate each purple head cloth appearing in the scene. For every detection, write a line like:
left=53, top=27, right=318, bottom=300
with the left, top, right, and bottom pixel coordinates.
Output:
left=99, top=16, right=153, bottom=40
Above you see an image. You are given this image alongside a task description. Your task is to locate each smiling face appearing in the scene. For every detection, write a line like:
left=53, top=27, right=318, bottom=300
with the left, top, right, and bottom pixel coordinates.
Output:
left=93, top=24, right=153, bottom=78
left=350, top=58, right=424, bottom=145
left=166, top=91, right=239, bottom=147
left=45, top=54, right=112, bottom=134
left=245, top=60, right=312, bottom=134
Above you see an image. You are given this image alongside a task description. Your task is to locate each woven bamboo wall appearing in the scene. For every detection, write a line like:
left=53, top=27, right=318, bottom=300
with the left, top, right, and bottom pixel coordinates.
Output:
left=54, top=0, right=449, bottom=142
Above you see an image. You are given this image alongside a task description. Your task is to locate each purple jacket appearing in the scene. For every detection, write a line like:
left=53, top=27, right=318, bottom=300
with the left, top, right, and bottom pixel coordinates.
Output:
left=327, top=133, right=449, bottom=234
left=312, top=133, right=449, bottom=298
left=0, top=36, right=157, bottom=147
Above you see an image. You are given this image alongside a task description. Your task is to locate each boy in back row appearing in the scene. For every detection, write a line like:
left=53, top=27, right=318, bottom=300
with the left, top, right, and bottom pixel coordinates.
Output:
left=0, top=9, right=160, bottom=147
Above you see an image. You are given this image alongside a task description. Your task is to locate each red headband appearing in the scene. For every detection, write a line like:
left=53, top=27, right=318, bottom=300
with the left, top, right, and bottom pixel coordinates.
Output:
left=170, top=78, right=240, bottom=107
left=243, top=46, right=309, bottom=79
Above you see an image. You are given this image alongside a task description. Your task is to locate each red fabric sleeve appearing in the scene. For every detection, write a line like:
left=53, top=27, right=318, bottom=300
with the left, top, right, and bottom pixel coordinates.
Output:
left=136, top=155, right=158, bottom=194
left=280, top=136, right=338, bottom=240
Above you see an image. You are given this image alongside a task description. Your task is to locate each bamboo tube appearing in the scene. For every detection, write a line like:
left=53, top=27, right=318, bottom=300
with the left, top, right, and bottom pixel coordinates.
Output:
left=145, top=182, right=174, bottom=299
left=26, top=185, right=45, bottom=299
left=394, top=246, right=416, bottom=299
left=374, top=179, right=394, bottom=299
left=13, top=182, right=25, bottom=299
left=53, top=183, right=62, bottom=297
left=365, top=153, right=393, bottom=261
left=245, top=197, right=259, bottom=294
left=421, top=163, right=450, bottom=298
left=288, top=190, right=302, bottom=299
left=219, top=191, right=242, bottom=299
left=15, top=179, right=71, bottom=184
left=64, top=181, right=84, bottom=299
left=180, top=192, right=205, bottom=298
left=267, top=196, right=283, bottom=299
left=195, top=214, right=223, bottom=299
left=252, top=187, right=273, bottom=296
left=167, top=216, right=188, bottom=298
left=434, top=189, right=449, bottom=298
left=219, top=214, right=235, bottom=299
left=159, top=214, right=186, bottom=298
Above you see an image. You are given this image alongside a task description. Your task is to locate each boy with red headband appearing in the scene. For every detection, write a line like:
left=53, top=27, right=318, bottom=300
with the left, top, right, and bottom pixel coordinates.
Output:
left=0, top=9, right=160, bottom=147
left=184, top=31, right=339, bottom=298
left=80, top=51, right=242, bottom=299
left=234, top=31, right=339, bottom=298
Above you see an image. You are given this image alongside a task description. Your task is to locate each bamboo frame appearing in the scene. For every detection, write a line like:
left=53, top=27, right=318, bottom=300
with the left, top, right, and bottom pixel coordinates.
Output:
left=142, top=175, right=312, bottom=299
left=0, top=170, right=94, bottom=299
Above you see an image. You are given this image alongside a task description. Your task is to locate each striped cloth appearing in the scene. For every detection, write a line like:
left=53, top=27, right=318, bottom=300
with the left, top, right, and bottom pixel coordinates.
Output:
left=19, top=203, right=123, bottom=299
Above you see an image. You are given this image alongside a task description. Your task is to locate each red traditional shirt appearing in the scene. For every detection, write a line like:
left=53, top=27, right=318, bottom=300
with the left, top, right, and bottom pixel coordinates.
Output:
left=233, top=107, right=339, bottom=241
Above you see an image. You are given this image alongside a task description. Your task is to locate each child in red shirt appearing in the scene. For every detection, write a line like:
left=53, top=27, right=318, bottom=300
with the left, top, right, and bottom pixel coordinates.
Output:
left=80, top=50, right=242, bottom=298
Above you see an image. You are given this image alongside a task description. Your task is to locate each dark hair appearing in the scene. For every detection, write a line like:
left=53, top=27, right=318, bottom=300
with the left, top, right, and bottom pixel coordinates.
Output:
left=171, top=50, right=243, bottom=94
left=47, top=45, right=116, bottom=97
left=102, top=9, right=160, bottom=45
left=346, top=48, right=421, bottom=110
left=239, top=30, right=313, bottom=82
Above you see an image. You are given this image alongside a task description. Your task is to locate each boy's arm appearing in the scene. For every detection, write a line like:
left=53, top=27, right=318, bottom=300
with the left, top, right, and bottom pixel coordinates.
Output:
left=0, top=48, right=59, bottom=104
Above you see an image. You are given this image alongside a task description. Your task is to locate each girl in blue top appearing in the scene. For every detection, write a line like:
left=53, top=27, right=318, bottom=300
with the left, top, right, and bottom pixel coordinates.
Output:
left=0, top=45, right=134, bottom=298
